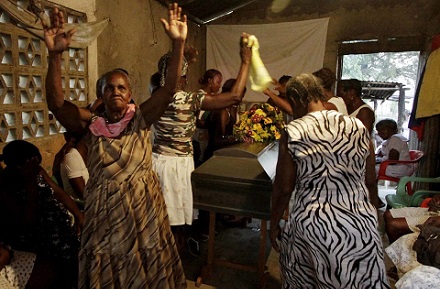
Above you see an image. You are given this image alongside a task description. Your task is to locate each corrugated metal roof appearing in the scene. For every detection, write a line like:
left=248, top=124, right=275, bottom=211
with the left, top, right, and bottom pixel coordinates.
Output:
left=361, top=81, right=404, bottom=101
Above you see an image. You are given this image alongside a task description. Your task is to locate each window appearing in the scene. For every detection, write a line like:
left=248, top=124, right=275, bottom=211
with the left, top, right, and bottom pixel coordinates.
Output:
left=337, top=36, right=426, bottom=142
left=340, top=51, right=420, bottom=139
left=0, top=1, right=88, bottom=142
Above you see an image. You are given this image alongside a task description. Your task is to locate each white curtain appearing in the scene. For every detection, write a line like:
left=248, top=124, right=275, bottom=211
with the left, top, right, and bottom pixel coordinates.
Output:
left=207, top=18, right=329, bottom=102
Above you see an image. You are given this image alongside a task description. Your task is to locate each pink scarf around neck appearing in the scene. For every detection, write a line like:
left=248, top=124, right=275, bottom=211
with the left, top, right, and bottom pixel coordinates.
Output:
left=89, top=104, right=136, bottom=137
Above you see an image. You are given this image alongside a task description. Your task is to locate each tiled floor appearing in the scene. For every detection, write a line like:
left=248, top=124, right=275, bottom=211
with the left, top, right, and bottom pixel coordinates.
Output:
left=183, top=184, right=398, bottom=289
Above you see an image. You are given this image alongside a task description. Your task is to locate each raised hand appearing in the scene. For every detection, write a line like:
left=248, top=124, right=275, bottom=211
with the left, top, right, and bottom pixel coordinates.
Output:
left=239, top=33, right=252, bottom=63
left=160, top=3, right=187, bottom=42
left=42, top=7, right=76, bottom=53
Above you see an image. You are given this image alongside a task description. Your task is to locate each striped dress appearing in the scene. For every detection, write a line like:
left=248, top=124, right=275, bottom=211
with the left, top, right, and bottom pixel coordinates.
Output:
left=281, top=110, right=390, bottom=289
left=79, top=109, right=186, bottom=289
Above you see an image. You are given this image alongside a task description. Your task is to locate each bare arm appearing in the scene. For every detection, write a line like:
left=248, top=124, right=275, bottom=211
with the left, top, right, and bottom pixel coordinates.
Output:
left=40, top=167, right=84, bottom=231
left=212, top=109, right=236, bottom=148
left=43, top=8, right=92, bottom=132
left=270, top=130, right=296, bottom=252
left=68, top=177, right=86, bottom=200
left=356, top=108, right=377, bottom=207
left=356, top=108, right=375, bottom=134
left=140, top=3, right=187, bottom=126
left=365, top=141, right=379, bottom=208
left=263, top=88, right=293, bottom=115
left=323, top=101, right=338, bottom=111
left=200, top=34, right=252, bottom=111
left=0, top=244, right=12, bottom=271
left=388, top=148, right=400, bottom=161
left=201, top=93, right=242, bottom=110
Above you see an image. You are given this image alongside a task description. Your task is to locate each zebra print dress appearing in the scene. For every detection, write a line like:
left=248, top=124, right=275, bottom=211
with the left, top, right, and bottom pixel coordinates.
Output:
left=281, top=110, right=390, bottom=289
left=78, top=109, right=186, bottom=289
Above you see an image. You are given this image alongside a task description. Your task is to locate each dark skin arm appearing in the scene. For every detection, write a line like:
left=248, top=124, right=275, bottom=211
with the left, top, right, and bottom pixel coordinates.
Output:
left=270, top=130, right=296, bottom=252
left=140, top=4, right=187, bottom=127
left=0, top=244, right=11, bottom=270
left=388, top=148, right=400, bottom=161
left=213, top=109, right=236, bottom=148
left=355, top=107, right=379, bottom=208
left=356, top=108, right=375, bottom=133
left=366, top=142, right=379, bottom=208
left=263, top=88, right=293, bottom=115
left=323, top=101, right=338, bottom=111
left=43, top=8, right=92, bottom=133
left=40, top=167, right=84, bottom=234
left=68, top=177, right=86, bottom=200
left=200, top=33, right=252, bottom=111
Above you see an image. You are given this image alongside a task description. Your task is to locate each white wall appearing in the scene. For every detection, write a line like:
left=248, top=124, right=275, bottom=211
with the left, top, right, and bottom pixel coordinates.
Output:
left=51, top=0, right=99, bottom=100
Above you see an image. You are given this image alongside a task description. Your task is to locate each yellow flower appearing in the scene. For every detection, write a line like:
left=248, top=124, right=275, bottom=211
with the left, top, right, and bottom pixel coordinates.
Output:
left=234, top=103, right=285, bottom=143
left=263, top=117, right=273, bottom=125
left=254, top=109, right=267, bottom=117
left=252, top=123, right=263, bottom=131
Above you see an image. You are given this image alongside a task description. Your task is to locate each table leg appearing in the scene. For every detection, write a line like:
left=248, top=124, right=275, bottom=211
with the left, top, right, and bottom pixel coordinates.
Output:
left=195, top=211, right=216, bottom=287
left=258, top=220, right=268, bottom=289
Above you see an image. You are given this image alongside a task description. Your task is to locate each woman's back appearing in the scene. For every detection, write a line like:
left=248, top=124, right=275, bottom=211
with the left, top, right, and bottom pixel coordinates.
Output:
left=287, top=110, right=370, bottom=193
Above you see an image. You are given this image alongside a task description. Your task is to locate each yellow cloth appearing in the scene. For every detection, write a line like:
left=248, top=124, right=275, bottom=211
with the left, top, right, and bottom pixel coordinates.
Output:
left=247, top=35, right=272, bottom=92
left=416, top=48, right=440, bottom=118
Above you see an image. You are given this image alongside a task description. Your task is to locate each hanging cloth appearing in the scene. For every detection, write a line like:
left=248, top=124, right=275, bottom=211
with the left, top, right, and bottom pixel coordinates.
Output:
left=0, top=0, right=109, bottom=49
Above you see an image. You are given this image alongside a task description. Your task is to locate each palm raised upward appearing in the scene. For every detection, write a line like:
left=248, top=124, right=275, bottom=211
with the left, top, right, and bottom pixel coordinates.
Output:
left=42, top=3, right=187, bottom=53
left=161, top=3, right=187, bottom=42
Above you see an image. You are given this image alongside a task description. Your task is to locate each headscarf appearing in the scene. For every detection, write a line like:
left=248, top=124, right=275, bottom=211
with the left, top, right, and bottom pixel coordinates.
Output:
left=158, top=52, right=188, bottom=87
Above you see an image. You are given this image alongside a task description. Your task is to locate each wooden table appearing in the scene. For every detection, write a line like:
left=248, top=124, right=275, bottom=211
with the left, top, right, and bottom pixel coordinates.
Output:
left=191, top=142, right=278, bottom=289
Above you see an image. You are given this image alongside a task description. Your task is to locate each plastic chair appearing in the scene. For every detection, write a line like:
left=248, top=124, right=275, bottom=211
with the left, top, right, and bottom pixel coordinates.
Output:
left=377, top=149, right=424, bottom=191
left=385, top=176, right=440, bottom=208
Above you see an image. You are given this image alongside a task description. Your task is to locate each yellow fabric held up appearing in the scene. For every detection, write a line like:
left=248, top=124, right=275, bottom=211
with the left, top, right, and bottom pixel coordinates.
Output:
left=247, top=35, right=273, bottom=92
left=416, top=48, right=440, bottom=119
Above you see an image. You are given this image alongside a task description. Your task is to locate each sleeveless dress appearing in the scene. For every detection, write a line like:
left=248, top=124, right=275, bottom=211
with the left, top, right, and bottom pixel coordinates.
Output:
left=79, top=109, right=186, bottom=289
left=349, top=103, right=373, bottom=118
left=281, top=110, right=390, bottom=289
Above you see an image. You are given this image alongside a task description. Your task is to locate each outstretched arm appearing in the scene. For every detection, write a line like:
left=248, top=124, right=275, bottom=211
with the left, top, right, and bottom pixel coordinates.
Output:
left=44, top=8, right=92, bottom=133
left=141, top=3, right=187, bottom=126
left=200, top=33, right=252, bottom=110
left=40, top=167, right=84, bottom=234
left=263, top=87, right=293, bottom=115
left=270, top=130, right=296, bottom=252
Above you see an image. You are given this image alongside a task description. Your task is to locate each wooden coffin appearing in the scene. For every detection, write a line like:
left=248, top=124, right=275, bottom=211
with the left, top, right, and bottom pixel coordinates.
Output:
left=191, top=142, right=278, bottom=220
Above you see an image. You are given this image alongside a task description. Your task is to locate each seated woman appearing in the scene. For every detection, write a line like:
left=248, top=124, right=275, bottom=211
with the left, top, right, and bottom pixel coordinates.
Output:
left=0, top=140, right=83, bottom=289
left=385, top=215, right=440, bottom=287
left=375, top=118, right=413, bottom=178
left=384, top=194, right=440, bottom=243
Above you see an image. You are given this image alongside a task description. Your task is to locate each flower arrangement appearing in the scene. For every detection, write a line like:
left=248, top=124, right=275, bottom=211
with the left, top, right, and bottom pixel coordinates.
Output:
left=234, top=103, right=285, bottom=143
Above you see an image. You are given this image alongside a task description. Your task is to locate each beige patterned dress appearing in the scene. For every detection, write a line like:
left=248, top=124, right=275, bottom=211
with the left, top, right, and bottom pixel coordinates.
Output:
left=79, top=109, right=186, bottom=289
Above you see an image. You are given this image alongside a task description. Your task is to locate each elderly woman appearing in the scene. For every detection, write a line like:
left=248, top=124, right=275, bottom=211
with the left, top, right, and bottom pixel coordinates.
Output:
left=42, top=4, right=188, bottom=289
left=270, top=74, right=390, bottom=288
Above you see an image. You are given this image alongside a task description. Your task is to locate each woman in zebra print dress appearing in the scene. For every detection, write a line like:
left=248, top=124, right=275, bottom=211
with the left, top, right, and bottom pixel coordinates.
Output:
left=270, top=74, right=390, bottom=288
